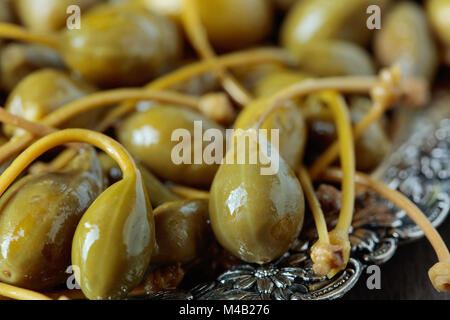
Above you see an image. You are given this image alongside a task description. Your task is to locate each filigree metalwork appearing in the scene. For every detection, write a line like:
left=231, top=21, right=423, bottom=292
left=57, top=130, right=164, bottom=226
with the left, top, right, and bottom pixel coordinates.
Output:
left=149, top=105, right=450, bottom=300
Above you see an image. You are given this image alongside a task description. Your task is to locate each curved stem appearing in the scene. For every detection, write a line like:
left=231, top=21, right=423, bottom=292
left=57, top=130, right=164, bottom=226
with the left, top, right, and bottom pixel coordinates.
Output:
left=148, top=48, right=294, bottom=91
left=0, top=129, right=137, bottom=197
left=168, top=184, right=210, bottom=200
left=320, top=168, right=450, bottom=262
left=317, top=92, right=355, bottom=233
left=0, top=89, right=199, bottom=165
left=42, top=89, right=199, bottom=128
left=255, top=76, right=377, bottom=128
left=309, top=100, right=387, bottom=179
left=309, top=66, right=404, bottom=179
left=297, top=166, right=329, bottom=243
left=181, top=0, right=252, bottom=106
left=96, top=47, right=291, bottom=132
left=0, top=283, right=52, bottom=300
left=0, top=23, right=59, bottom=50
left=0, top=107, right=56, bottom=136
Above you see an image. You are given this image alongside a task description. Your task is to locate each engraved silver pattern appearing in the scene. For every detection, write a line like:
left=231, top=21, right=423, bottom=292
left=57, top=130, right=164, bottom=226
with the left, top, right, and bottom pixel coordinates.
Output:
left=149, top=103, right=450, bottom=300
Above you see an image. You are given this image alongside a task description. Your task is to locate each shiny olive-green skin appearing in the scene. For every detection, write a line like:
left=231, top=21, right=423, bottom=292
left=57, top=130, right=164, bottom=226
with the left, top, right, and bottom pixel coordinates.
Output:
left=196, top=0, right=273, bottom=51
left=234, top=98, right=307, bottom=171
left=209, top=134, right=305, bottom=264
left=3, top=69, right=97, bottom=137
left=139, top=0, right=272, bottom=51
left=72, top=172, right=155, bottom=300
left=294, top=40, right=375, bottom=76
left=426, top=0, right=450, bottom=48
left=117, top=106, right=225, bottom=188
left=0, top=149, right=103, bottom=290
left=350, top=98, right=390, bottom=171
left=0, top=43, right=64, bottom=92
left=61, top=3, right=182, bottom=87
left=152, top=199, right=210, bottom=264
left=281, top=0, right=389, bottom=52
left=13, top=0, right=104, bottom=32
left=98, top=152, right=179, bottom=207
left=374, top=2, right=437, bottom=80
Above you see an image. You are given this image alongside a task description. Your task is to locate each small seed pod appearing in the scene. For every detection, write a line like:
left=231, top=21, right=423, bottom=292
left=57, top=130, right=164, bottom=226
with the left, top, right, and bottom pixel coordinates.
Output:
left=60, top=3, right=183, bottom=87
left=3, top=69, right=97, bottom=137
left=280, top=0, right=390, bottom=52
left=209, top=130, right=305, bottom=264
left=0, top=148, right=103, bottom=290
left=72, top=170, right=155, bottom=300
left=193, top=0, right=274, bottom=51
left=0, top=43, right=64, bottom=92
left=152, top=199, right=211, bottom=264
left=294, top=40, right=375, bottom=77
left=117, top=105, right=225, bottom=188
left=374, top=2, right=438, bottom=80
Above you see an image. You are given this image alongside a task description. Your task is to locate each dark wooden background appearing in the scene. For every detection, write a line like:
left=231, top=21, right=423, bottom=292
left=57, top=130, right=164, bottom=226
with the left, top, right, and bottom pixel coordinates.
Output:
left=344, top=214, right=450, bottom=300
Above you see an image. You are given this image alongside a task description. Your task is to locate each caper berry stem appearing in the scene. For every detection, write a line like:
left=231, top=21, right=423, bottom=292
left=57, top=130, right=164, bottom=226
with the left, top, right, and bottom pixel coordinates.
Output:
left=309, top=66, right=403, bottom=179
left=97, top=47, right=293, bottom=131
left=181, top=0, right=253, bottom=106
left=298, top=165, right=346, bottom=276
left=297, top=166, right=330, bottom=243
left=0, top=22, right=59, bottom=50
left=149, top=48, right=295, bottom=91
left=0, top=107, right=56, bottom=136
left=168, top=184, right=210, bottom=200
left=0, top=89, right=200, bottom=164
left=320, top=167, right=450, bottom=292
left=309, top=92, right=355, bottom=277
left=315, top=92, right=355, bottom=234
left=0, top=282, right=52, bottom=300
left=0, top=129, right=138, bottom=197
left=254, top=76, right=377, bottom=129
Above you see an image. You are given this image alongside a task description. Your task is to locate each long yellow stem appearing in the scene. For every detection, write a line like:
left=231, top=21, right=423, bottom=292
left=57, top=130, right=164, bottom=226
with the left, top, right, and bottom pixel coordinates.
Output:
left=0, top=23, right=59, bottom=50
left=317, top=92, right=355, bottom=233
left=308, top=100, right=387, bottom=179
left=0, top=89, right=199, bottom=164
left=255, top=77, right=377, bottom=128
left=96, top=47, right=291, bottom=132
left=320, top=167, right=450, bottom=292
left=149, top=48, right=293, bottom=91
left=181, top=0, right=252, bottom=106
left=0, top=283, right=52, bottom=300
left=0, top=129, right=137, bottom=197
left=0, top=107, right=56, bottom=136
left=309, top=66, right=403, bottom=179
left=168, top=184, right=210, bottom=200
left=297, top=166, right=330, bottom=243
left=321, top=168, right=450, bottom=262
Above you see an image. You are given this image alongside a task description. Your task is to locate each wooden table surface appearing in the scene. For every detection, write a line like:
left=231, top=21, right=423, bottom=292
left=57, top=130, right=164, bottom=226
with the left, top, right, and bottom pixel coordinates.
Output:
left=344, top=214, right=450, bottom=300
